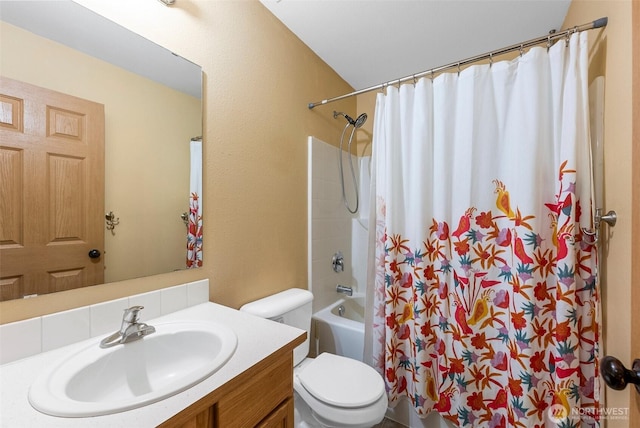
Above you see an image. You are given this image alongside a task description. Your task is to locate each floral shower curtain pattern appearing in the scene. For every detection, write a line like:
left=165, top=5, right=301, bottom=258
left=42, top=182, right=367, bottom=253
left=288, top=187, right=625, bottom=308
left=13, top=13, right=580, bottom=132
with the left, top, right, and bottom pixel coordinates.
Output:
left=367, top=32, right=600, bottom=427
left=186, top=138, right=203, bottom=268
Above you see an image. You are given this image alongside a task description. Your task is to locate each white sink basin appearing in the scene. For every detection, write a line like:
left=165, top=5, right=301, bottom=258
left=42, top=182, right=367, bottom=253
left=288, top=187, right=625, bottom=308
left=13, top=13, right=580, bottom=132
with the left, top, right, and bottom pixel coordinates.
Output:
left=28, top=321, right=237, bottom=417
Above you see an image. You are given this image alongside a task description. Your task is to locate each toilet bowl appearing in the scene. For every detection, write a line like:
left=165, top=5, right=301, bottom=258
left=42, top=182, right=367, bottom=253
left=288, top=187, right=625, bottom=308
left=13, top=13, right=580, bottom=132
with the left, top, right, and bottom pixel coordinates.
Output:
left=240, top=288, right=387, bottom=428
left=293, top=354, right=388, bottom=428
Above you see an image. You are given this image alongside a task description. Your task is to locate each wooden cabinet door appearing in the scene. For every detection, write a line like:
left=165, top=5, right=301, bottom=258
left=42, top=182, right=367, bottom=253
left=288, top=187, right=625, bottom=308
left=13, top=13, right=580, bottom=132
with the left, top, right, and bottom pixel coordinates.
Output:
left=0, top=77, right=104, bottom=300
left=217, top=353, right=293, bottom=427
left=175, top=406, right=214, bottom=428
left=255, top=398, right=294, bottom=428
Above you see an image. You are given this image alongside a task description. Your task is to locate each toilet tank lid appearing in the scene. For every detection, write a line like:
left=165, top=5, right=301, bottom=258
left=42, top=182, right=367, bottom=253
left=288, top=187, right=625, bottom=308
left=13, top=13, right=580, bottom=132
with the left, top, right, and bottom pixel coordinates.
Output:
left=239, top=288, right=313, bottom=319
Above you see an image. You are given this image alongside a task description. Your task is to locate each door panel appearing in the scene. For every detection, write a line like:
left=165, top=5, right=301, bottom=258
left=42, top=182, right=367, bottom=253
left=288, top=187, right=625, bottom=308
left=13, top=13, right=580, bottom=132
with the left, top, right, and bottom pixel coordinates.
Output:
left=0, top=77, right=104, bottom=300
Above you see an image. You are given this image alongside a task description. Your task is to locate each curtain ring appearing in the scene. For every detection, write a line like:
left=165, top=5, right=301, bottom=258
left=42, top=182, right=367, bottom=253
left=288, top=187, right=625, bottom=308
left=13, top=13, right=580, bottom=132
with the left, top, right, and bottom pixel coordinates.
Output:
left=457, top=62, right=461, bottom=76
left=519, top=44, right=524, bottom=57
left=397, top=78, right=402, bottom=89
left=430, top=70, right=434, bottom=81
left=547, top=35, right=552, bottom=51
left=413, top=74, right=417, bottom=86
left=489, top=52, right=493, bottom=68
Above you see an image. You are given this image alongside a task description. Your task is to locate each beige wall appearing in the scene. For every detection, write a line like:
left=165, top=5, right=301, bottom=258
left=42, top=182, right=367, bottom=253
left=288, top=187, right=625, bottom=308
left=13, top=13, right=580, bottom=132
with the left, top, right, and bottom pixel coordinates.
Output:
left=0, top=0, right=355, bottom=323
left=0, top=22, right=200, bottom=285
left=563, top=2, right=633, bottom=426
left=631, top=0, right=639, bottom=424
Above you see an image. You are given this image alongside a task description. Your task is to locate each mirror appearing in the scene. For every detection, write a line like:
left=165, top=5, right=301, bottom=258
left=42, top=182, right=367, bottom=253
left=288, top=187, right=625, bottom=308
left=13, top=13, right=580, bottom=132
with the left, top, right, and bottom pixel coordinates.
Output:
left=0, top=1, right=203, bottom=301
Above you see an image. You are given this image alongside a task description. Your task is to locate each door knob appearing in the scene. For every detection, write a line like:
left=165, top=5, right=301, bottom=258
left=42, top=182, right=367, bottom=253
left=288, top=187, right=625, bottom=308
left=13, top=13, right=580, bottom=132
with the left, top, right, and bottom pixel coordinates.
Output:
left=600, top=355, right=640, bottom=393
left=88, top=249, right=101, bottom=259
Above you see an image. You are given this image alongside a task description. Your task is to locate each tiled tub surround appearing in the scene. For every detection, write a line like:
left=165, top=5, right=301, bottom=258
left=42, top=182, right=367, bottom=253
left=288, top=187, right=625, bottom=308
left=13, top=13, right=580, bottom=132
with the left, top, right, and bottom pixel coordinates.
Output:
left=0, top=280, right=210, bottom=365
left=307, top=136, right=372, bottom=314
left=0, top=292, right=305, bottom=427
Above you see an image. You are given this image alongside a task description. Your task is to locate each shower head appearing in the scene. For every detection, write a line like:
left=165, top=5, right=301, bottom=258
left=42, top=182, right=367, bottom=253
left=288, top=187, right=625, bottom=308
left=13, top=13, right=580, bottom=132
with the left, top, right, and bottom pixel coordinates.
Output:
left=353, top=113, right=367, bottom=128
left=333, top=111, right=368, bottom=128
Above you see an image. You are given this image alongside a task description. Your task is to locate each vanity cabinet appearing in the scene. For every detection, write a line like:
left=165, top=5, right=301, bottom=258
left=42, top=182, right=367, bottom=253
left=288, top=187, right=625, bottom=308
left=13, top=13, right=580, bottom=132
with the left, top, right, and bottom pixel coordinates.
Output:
left=160, top=345, right=297, bottom=428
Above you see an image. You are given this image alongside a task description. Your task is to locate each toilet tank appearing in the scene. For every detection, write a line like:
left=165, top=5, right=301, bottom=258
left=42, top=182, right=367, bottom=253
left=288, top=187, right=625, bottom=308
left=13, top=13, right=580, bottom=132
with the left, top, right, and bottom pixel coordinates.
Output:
left=240, top=288, right=313, bottom=366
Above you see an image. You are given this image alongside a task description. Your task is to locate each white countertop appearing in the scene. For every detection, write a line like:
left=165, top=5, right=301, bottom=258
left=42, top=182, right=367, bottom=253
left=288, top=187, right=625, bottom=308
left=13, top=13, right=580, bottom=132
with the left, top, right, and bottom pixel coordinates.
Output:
left=0, top=302, right=304, bottom=427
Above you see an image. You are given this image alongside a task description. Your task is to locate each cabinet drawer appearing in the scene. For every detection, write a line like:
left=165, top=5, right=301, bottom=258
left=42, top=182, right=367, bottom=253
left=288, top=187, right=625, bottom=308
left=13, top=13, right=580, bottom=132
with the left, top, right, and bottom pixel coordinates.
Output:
left=255, top=397, right=293, bottom=428
left=217, top=352, right=293, bottom=427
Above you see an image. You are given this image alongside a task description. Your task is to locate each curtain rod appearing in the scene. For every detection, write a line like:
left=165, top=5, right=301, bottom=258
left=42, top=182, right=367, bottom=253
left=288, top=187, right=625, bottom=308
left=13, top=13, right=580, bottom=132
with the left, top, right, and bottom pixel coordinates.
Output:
left=308, top=17, right=608, bottom=110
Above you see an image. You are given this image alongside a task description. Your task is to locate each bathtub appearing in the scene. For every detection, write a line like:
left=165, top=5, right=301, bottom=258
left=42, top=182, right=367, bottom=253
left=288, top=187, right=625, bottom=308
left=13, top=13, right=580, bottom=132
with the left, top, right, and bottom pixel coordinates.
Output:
left=312, top=294, right=365, bottom=362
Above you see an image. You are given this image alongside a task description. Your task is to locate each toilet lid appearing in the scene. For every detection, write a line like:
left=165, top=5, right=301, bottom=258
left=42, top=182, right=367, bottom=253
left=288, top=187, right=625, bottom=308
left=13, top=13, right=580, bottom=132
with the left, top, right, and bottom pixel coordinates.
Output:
left=298, top=353, right=384, bottom=408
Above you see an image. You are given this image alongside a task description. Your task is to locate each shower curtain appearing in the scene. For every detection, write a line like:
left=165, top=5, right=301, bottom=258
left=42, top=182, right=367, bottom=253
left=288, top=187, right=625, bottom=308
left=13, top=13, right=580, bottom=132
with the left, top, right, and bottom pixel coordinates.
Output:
left=366, top=32, right=601, bottom=427
left=186, top=138, right=203, bottom=268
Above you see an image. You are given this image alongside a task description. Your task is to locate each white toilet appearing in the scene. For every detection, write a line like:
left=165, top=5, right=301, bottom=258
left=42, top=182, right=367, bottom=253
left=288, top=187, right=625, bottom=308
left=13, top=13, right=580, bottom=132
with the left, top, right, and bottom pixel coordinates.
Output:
left=240, top=288, right=388, bottom=428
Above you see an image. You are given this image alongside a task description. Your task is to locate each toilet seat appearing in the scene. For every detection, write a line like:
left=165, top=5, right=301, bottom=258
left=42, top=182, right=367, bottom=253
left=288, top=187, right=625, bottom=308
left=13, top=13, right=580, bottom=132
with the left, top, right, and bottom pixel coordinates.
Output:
left=297, top=353, right=384, bottom=408
left=293, top=355, right=388, bottom=428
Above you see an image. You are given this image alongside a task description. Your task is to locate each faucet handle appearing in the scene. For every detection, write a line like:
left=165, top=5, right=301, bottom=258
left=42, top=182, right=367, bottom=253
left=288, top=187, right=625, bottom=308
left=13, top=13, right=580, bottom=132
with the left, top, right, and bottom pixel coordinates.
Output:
left=123, top=306, right=144, bottom=323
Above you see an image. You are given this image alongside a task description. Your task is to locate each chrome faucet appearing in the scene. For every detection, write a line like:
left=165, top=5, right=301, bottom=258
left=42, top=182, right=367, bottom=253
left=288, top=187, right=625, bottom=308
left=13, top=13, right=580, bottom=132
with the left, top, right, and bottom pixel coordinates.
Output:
left=336, top=284, right=353, bottom=296
left=100, top=306, right=156, bottom=348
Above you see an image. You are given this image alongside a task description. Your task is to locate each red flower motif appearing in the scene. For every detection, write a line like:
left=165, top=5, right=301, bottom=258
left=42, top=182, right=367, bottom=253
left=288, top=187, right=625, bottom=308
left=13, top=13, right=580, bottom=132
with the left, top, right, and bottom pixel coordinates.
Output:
left=475, top=211, right=494, bottom=229
left=438, top=281, right=449, bottom=300
left=511, top=311, right=527, bottom=330
left=398, top=324, right=411, bottom=340
left=530, top=351, right=546, bottom=372
left=386, top=367, right=396, bottom=383
left=488, top=389, right=508, bottom=409
left=491, top=351, right=508, bottom=371
left=466, top=391, right=485, bottom=411
left=437, top=222, right=449, bottom=240
left=420, top=322, right=433, bottom=337
left=555, top=320, right=572, bottom=342
left=386, top=314, right=398, bottom=330
left=509, top=377, right=524, bottom=397
left=495, top=228, right=512, bottom=247
left=449, top=358, right=465, bottom=374
left=493, top=289, right=510, bottom=309
left=424, top=265, right=436, bottom=280
left=454, top=238, right=470, bottom=256
left=534, top=281, right=550, bottom=301
left=471, top=332, right=488, bottom=349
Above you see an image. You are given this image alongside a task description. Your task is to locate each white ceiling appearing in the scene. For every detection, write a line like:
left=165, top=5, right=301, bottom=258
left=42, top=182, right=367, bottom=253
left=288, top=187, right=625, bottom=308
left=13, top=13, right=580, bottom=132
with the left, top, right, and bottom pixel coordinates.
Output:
left=259, top=0, right=572, bottom=91
left=0, top=0, right=202, bottom=98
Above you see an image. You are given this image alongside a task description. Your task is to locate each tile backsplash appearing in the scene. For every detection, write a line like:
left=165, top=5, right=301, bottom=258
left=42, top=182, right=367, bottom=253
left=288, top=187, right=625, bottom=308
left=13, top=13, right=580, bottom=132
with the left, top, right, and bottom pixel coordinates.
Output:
left=0, top=280, right=209, bottom=365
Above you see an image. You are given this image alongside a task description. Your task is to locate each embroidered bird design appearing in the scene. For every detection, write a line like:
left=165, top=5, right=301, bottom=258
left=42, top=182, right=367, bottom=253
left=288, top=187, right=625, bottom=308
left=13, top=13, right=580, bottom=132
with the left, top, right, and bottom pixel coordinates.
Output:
left=513, top=230, right=534, bottom=265
left=468, top=289, right=494, bottom=326
left=399, top=302, right=414, bottom=324
left=493, top=179, right=515, bottom=220
left=452, top=207, right=476, bottom=239
left=545, top=380, right=574, bottom=418
left=556, top=224, right=574, bottom=261
left=450, top=293, right=472, bottom=335
left=425, top=371, right=438, bottom=403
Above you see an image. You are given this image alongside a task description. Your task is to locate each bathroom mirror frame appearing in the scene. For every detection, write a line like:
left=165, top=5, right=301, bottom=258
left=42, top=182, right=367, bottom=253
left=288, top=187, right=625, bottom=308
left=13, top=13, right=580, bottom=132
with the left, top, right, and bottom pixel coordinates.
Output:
left=0, top=0, right=203, bottom=301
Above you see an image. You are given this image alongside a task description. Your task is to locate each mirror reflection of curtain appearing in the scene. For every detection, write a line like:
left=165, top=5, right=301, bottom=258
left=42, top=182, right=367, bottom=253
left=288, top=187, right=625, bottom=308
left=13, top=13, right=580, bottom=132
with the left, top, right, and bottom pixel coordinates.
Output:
left=186, top=138, right=203, bottom=268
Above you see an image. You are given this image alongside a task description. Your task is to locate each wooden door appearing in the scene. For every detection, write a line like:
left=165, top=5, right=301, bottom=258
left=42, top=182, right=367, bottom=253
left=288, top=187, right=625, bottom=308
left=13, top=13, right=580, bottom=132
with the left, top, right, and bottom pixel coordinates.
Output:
left=0, top=77, right=104, bottom=300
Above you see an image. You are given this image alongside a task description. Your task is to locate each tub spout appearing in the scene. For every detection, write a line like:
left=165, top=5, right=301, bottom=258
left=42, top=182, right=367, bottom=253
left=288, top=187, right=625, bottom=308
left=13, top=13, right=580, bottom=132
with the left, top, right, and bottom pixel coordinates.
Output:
left=336, top=284, right=353, bottom=296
